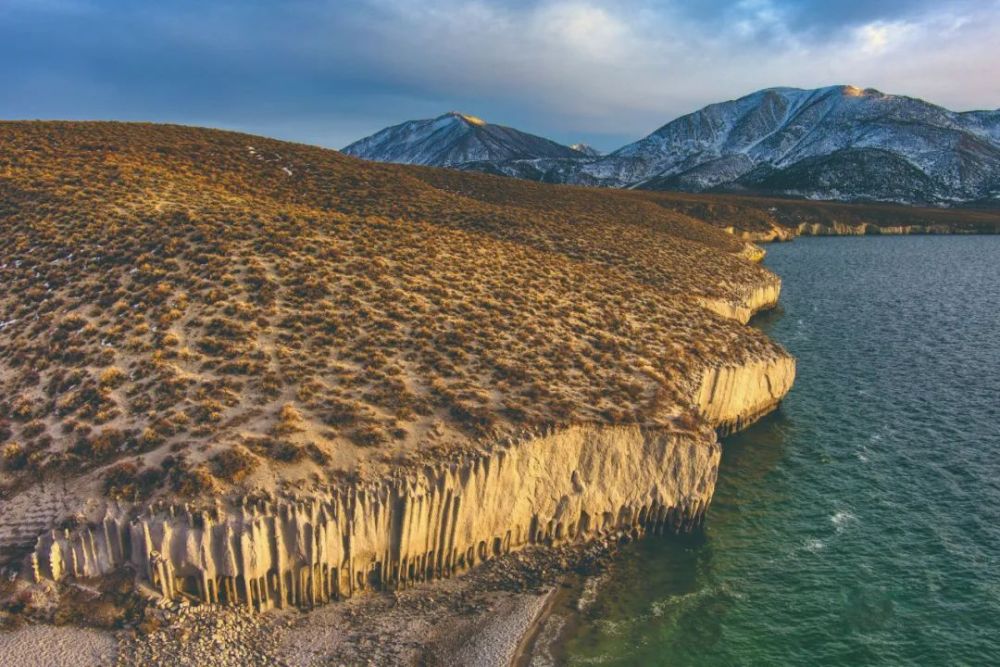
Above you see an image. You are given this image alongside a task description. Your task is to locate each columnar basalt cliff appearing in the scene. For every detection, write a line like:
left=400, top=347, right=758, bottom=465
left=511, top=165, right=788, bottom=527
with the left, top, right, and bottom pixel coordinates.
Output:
left=33, top=424, right=721, bottom=609
left=695, top=281, right=795, bottom=434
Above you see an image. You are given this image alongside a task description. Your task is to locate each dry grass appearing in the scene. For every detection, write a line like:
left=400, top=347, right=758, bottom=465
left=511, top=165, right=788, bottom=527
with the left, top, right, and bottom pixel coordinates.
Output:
left=0, top=121, right=786, bottom=500
left=414, top=165, right=1000, bottom=236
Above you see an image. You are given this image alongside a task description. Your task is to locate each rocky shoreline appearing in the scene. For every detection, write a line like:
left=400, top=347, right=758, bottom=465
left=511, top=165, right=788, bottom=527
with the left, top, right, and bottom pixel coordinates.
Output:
left=0, top=538, right=620, bottom=666
left=729, top=221, right=1000, bottom=244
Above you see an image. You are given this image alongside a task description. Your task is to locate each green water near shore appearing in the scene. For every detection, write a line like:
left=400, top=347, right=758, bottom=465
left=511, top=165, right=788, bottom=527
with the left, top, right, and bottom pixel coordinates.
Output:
left=557, top=236, right=1000, bottom=666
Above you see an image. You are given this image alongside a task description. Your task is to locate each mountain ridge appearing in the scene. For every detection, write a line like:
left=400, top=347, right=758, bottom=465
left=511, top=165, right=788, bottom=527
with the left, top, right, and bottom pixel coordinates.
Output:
left=343, top=86, right=1000, bottom=205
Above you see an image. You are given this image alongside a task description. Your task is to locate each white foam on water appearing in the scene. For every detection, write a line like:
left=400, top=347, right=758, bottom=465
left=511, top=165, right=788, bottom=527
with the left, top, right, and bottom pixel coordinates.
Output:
left=805, top=538, right=826, bottom=552
left=832, top=510, right=857, bottom=532
left=577, top=573, right=609, bottom=612
left=594, top=618, right=629, bottom=637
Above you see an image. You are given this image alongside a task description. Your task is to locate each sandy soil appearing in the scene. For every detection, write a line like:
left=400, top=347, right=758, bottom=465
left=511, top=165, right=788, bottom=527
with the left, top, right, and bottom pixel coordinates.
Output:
left=440, top=591, right=554, bottom=666
left=0, top=624, right=116, bottom=667
left=275, top=582, right=555, bottom=666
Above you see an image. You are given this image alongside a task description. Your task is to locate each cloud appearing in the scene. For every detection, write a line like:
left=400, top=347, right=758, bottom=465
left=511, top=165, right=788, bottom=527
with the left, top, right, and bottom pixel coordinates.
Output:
left=854, top=21, right=918, bottom=54
left=0, top=0, right=996, bottom=151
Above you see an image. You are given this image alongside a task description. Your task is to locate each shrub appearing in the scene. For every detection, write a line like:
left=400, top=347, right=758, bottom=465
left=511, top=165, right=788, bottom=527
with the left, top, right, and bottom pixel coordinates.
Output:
left=21, top=420, right=46, bottom=438
left=351, top=424, right=388, bottom=448
left=103, top=461, right=139, bottom=499
left=210, top=447, right=256, bottom=482
left=273, top=403, right=304, bottom=435
left=2, top=442, right=26, bottom=470
left=169, top=463, right=217, bottom=496
left=98, top=367, right=126, bottom=389
left=320, top=398, right=360, bottom=426
left=88, top=428, right=127, bottom=459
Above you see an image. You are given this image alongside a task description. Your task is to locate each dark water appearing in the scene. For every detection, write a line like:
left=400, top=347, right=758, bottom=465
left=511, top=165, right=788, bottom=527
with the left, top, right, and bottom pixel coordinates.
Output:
left=559, top=236, right=1000, bottom=666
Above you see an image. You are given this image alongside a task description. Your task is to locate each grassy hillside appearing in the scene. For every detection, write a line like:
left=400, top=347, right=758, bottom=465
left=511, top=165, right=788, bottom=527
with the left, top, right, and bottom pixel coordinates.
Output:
left=0, top=121, right=782, bottom=502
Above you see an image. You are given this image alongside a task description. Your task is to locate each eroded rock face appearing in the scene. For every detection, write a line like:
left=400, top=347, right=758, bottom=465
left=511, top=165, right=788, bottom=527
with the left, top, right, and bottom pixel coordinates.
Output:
left=27, top=256, right=796, bottom=613
left=699, top=281, right=782, bottom=325
left=725, top=225, right=797, bottom=245
left=696, top=357, right=797, bottom=436
left=32, top=347, right=796, bottom=611
left=695, top=278, right=796, bottom=434
left=796, top=222, right=965, bottom=236
left=33, top=425, right=720, bottom=609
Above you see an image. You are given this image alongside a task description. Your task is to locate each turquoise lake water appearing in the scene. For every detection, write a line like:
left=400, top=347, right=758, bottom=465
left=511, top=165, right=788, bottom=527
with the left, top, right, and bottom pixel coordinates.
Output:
left=559, top=236, right=1000, bottom=666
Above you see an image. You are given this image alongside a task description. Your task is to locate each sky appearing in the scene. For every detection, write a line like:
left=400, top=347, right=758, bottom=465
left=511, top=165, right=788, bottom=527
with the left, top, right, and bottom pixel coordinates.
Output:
left=1, top=0, right=998, bottom=152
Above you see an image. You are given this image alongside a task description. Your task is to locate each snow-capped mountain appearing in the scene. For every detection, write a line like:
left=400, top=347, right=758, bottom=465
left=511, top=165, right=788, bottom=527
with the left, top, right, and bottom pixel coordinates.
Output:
left=342, top=112, right=585, bottom=165
left=343, top=88, right=1000, bottom=205
left=574, top=85, right=1000, bottom=204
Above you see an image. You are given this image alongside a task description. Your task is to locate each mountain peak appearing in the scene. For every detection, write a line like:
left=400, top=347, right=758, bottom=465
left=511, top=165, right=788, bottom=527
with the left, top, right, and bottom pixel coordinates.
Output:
left=835, top=84, right=887, bottom=99
left=443, top=111, right=487, bottom=126
left=343, top=112, right=582, bottom=165
left=570, top=143, right=602, bottom=157
left=592, top=85, right=999, bottom=203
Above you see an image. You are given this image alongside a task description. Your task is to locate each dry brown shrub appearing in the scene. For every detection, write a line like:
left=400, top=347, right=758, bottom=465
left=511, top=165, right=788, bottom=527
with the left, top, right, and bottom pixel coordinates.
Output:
left=2, top=442, right=26, bottom=470
left=210, top=446, right=257, bottom=482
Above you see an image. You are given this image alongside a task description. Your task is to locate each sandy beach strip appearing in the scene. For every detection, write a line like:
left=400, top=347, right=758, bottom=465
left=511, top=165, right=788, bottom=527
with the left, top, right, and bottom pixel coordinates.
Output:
left=0, top=624, right=116, bottom=667
left=442, top=588, right=556, bottom=667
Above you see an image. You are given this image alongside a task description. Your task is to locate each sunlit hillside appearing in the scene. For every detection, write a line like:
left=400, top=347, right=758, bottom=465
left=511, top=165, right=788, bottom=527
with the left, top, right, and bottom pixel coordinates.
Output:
left=0, top=121, right=783, bottom=504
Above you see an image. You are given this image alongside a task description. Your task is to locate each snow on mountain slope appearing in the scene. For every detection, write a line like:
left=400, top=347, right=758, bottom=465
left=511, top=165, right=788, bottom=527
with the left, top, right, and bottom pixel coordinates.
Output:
left=342, top=112, right=584, bottom=165
left=574, top=86, right=1000, bottom=203
left=570, top=143, right=603, bottom=157
left=342, top=88, right=1000, bottom=205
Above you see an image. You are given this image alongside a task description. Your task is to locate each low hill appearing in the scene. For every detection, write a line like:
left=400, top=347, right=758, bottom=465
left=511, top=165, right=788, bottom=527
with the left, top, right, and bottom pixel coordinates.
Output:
left=410, top=162, right=1000, bottom=241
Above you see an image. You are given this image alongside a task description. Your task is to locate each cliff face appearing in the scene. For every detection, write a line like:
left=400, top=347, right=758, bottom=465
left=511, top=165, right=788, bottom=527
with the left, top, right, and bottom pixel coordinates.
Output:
left=795, top=222, right=978, bottom=236
left=33, top=425, right=720, bottom=609
left=32, top=349, right=796, bottom=611
left=697, top=277, right=796, bottom=435
left=699, top=281, right=782, bottom=325
left=696, top=357, right=796, bottom=436
left=725, top=225, right=797, bottom=244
